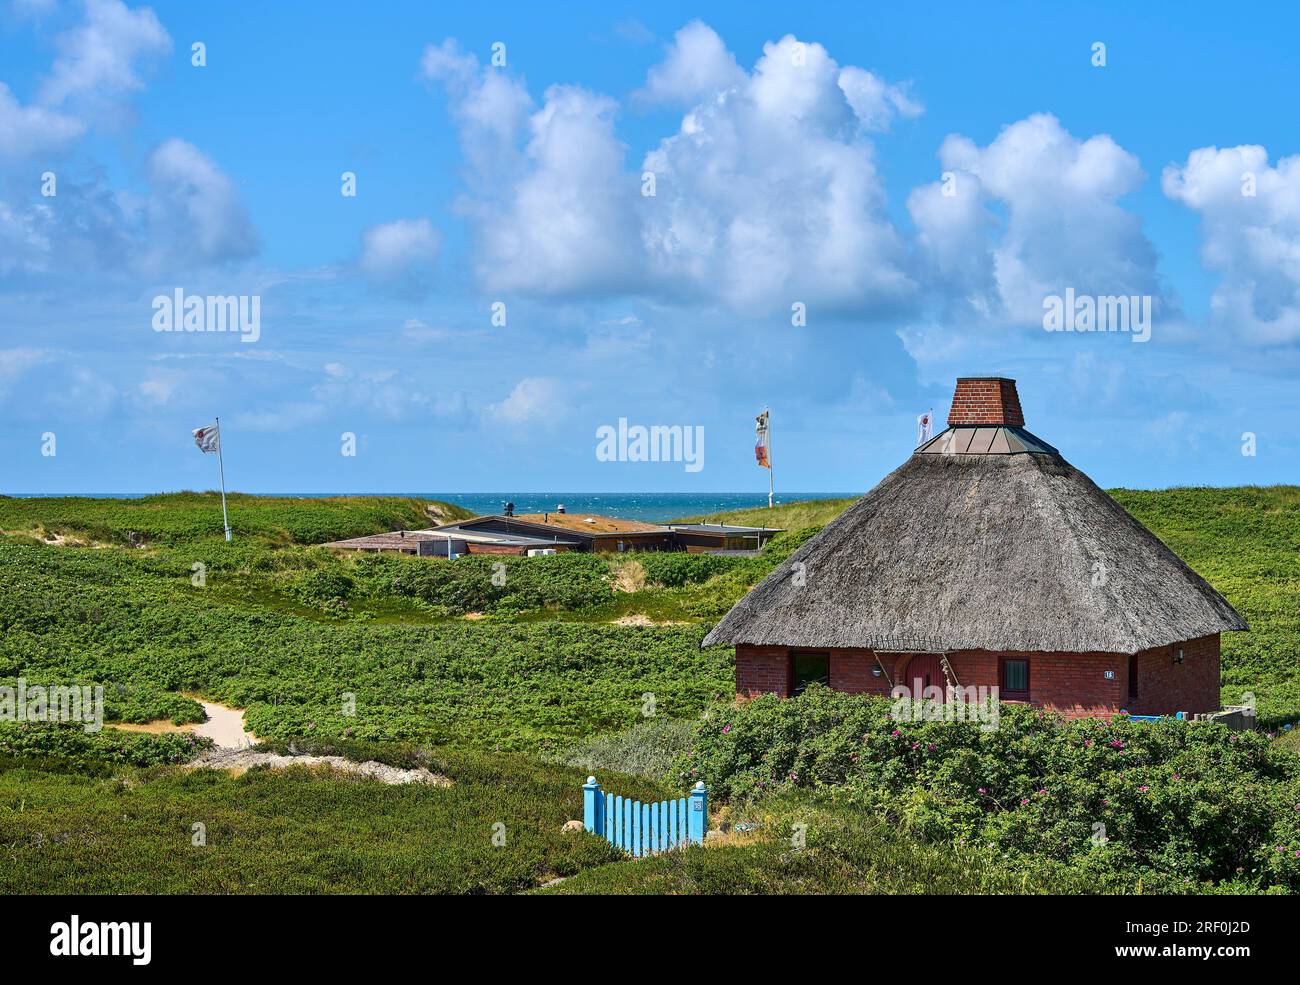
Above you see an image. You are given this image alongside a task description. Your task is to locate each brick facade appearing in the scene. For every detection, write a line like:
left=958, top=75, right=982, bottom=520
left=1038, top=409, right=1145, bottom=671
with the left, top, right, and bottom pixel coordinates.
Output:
left=734, top=634, right=1221, bottom=717
left=1126, top=634, right=1221, bottom=716
left=947, top=377, right=1024, bottom=427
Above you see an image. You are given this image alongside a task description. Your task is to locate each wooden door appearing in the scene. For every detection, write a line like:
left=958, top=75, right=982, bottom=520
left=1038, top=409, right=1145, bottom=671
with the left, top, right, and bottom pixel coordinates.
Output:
left=903, top=653, right=946, bottom=699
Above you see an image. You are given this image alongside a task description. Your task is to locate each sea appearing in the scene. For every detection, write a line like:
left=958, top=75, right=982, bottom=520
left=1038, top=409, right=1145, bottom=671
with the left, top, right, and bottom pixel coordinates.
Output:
left=9, top=492, right=856, bottom=523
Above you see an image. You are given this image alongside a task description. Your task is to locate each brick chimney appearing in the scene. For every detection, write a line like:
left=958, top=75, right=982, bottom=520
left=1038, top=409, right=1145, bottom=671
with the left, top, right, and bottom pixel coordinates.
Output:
left=947, top=377, right=1024, bottom=427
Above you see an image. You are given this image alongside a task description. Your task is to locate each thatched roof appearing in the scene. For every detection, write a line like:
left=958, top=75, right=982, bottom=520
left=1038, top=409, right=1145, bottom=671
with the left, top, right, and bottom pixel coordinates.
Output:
left=705, top=441, right=1246, bottom=655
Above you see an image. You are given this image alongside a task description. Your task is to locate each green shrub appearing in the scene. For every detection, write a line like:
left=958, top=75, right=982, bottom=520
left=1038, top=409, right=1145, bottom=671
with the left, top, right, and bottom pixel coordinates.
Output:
left=292, top=568, right=355, bottom=605
left=638, top=553, right=742, bottom=588
left=0, top=723, right=210, bottom=767
left=353, top=552, right=613, bottom=615
left=681, top=686, right=1300, bottom=892
left=552, top=717, right=701, bottom=782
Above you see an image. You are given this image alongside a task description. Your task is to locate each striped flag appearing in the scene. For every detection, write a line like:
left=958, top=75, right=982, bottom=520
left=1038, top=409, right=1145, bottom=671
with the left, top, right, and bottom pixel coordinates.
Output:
left=193, top=424, right=220, bottom=454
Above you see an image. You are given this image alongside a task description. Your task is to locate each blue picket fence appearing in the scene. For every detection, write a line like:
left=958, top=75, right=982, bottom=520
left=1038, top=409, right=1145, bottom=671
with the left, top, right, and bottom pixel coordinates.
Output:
left=583, top=777, right=707, bottom=857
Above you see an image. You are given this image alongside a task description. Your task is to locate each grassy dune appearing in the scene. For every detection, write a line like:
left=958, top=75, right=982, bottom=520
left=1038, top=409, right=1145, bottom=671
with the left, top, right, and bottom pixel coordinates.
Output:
left=674, top=496, right=857, bottom=529
left=1, top=488, right=1297, bottom=894
left=0, top=492, right=470, bottom=547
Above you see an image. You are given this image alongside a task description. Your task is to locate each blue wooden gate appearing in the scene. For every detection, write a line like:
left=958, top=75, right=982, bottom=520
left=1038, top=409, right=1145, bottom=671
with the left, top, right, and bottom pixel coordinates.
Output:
left=582, top=777, right=707, bottom=856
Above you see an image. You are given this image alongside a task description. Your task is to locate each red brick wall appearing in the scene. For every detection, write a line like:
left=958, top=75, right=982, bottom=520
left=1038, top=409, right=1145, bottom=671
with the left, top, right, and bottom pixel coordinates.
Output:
left=735, top=645, right=791, bottom=698
left=1127, top=634, right=1220, bottom=716
left=947, top=377, right=1024, bottom=427
left=732, top=636, right=1221, bottom=718
left=829, top=651, right=894, bottom=696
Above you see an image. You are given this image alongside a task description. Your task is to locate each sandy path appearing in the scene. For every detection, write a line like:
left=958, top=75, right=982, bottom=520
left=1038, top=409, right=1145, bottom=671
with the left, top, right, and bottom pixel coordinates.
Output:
left=113, top=699, right=449, bottom=785
left=106, top=699, right=255, bottom=749
left=191, top=700, right=256, bottom=749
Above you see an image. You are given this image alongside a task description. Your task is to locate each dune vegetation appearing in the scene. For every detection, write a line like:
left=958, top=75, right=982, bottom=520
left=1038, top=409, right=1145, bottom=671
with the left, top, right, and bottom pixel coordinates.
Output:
left=0, top=488, right=1296, bottom=893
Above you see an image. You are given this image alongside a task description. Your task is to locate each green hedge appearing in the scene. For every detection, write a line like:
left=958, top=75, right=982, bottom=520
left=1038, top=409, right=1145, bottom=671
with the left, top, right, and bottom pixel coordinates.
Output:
left=638, top=553, right=742, bottom=588
left=681, top=686, right=1300, bottom=892
left=352, top=552, right=614, bottom=615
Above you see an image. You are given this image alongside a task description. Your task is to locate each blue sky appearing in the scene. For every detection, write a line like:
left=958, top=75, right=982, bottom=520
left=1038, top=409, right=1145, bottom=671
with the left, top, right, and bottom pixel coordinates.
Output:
left=2, top=0, right=1298, bottom=494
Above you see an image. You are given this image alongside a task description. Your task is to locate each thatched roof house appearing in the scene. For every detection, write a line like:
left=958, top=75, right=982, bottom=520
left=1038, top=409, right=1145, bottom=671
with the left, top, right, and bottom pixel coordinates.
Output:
left=706, top=377, right=1247, bottom=718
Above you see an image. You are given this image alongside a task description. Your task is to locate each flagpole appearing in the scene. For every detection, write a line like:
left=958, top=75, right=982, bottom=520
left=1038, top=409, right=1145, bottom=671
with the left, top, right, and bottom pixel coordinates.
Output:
left=215, top=416, right=231, bottom=542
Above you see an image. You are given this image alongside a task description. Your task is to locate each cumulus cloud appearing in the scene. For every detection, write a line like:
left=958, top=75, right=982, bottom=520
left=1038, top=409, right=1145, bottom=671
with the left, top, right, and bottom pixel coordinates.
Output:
left=0, top=5, right=256, bottom=285
left=1163, top=145, right=1300, bottom=343
left=424, top=23, right=920, bottom=312
left=635, top=20, right=745, bottom=106
left=639, top=32, right=916, bottom=311
left=486, top=376, right=565, bottom=425
left=421, top=39, right=532, bottom=182
left=39, top=0, right=171, bottom=110
left=0, top=139, right=257, bottom=280
left=0, top=83, right=84, bottom=160
left=357, top=218, right=441, bottom=296
left=837, top=66, right=923, bottom=132
left=909, top=113, right=1164, bottom=326
left=143, top=138, right=259, bottom=268
left=423, top=42, right=643, bottom=297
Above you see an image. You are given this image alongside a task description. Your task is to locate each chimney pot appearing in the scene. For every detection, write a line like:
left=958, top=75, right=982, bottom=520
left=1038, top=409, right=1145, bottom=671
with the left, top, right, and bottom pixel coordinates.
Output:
left=947, top=377, right=1024, bottom=427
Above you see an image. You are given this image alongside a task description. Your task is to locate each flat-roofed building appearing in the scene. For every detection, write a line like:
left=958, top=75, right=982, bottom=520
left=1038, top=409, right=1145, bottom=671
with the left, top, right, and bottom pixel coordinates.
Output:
left=667, top=522, right=782, bottom=553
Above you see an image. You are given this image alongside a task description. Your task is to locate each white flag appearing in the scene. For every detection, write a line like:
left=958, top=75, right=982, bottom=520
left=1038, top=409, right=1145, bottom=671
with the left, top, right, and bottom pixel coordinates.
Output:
left=193, top=424, right=220, bottom=454
left=916, top=409, right=933, bottom=446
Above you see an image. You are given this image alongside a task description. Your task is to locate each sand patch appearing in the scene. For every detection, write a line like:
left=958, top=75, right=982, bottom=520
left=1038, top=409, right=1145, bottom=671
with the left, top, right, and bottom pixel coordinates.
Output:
left=612, top=613, right=688, bottom=627
left=187, top=748, right=451, bottom=785
left=105, top=699, right=257, bottom=749
left=106, top=720, right=192, bottom=735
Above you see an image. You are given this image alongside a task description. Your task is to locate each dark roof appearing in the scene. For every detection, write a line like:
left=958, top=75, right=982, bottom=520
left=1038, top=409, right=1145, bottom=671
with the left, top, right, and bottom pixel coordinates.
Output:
left=424, top=523, right=581, bottom=547
left=323, top=531, right=442, bottom=551
left=447, top=514, right=674, bottom=540
left=667, top=523, right=784, bottom=534
left=704, top=450, right=1247, bottom=655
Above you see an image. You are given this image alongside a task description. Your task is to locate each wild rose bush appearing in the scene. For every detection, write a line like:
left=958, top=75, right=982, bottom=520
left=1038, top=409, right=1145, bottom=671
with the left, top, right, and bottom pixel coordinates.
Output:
left=680, top=685, right=1300, bottom=891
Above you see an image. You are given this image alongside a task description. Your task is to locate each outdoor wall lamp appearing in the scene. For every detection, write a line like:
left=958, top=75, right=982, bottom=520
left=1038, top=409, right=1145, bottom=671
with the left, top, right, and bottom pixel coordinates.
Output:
left=1173, top=648, right=1185, bottom=665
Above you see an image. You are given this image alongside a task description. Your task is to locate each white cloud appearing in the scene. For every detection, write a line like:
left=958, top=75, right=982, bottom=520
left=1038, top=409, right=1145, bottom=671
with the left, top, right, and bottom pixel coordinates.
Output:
left=0, top=82, right=84, bottom=160
left=837, top=66, right=923, bottom=132
left=486, top=376, right=565, bottom=425
left=1163, top=145, right=1300, bottom=343
left=0, top=201, right=54, bottom=275
left=635, top=20, right=744, bottom=107
left=144, top=138, right=259, bottom=268
left=421, top=39, right=532, bottom=182
left=425, top=23, right=920, bottom=312
left=0, top=142, right=257, bottom=280
left=39, top=0, right=171, bottom=110
left=640, top=32, right=915, bottom=311
left=135, top=367, right=187, bottom=405
left=0, top=346, right=53, bottom=394
left=910, top=113, right=1164, bottom=326
left=357, top=218, right=440, bottom=296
